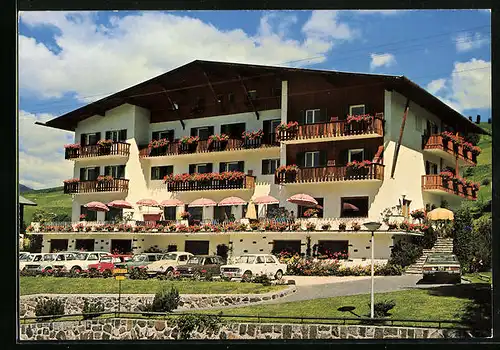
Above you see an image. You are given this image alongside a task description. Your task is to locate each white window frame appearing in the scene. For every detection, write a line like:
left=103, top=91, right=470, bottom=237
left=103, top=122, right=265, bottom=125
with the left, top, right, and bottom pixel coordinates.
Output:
left=106, top=165, right=124, bottom=178
left=85, top=133, right=98, bottom=145
left=226, top=161, right=241, bottom=172
left=305, top=109, right=321, bottom=124
left=264, top=159, right=280, bottom=174
left=195, top=163, right=209, bottom=173
left=108, top=130, right=120, bottom=142
left=83, top=167, right=100, bottom=181
left=349, top=104, right=366, bottom=116
left=415, top=115, right=422, bottom=132
left=305, top=151, right=320, bottom=168
left=196, top=127, right=210, bottom=138
left=348, top=149, right=365, bottom=163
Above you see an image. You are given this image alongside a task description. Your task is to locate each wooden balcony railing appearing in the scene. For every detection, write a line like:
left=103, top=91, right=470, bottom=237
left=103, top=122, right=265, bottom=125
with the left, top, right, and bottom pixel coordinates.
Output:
left=167, top=175, right=256, bottom=192
left=275, top=164, right=384, bottom=184
left=139, top=137, right=278, bottom=158
left=277, top=113, right=384, bottom=141
left=422, top=135, right=477, bottom=165
left=65, top=142, right=131, bottom=160
left=421, top=175, right=477, bottom=200
left=63, top=179, right=130, bottom=194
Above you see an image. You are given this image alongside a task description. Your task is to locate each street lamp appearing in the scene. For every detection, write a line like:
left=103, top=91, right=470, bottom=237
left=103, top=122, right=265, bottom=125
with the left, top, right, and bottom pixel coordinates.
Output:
left=363, top=221, right=382, bottom=318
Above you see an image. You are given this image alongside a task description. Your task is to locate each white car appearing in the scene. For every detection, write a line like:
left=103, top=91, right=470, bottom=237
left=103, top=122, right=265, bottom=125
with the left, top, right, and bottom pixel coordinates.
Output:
left=20, top=253, right=41, bottom=271
left=146, top=251, right=193, bottom=277
left=19, top=252, right=30, bottom=260
left=22, top=253, right=54, bottom=271
left=69, top=251, right=110, bottom=273
left=220, top=254, right=287, bottom=281
left=38, top=252, right=78, bottom=271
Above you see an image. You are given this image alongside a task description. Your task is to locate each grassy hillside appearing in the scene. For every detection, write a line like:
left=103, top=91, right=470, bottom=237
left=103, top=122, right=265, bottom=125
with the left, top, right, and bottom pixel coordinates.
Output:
left=22, top=187, right=72, bottom=224
left=464, top=122, right=492, bottom=203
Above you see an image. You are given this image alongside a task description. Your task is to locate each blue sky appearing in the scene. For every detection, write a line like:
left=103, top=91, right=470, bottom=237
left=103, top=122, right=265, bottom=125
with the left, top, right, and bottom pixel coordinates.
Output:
left=18, top=9, right=491, bottom=189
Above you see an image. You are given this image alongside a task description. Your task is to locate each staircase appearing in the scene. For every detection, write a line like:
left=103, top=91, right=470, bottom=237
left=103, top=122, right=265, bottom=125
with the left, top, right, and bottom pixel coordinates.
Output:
left=405, top=238, right=454, bottom=275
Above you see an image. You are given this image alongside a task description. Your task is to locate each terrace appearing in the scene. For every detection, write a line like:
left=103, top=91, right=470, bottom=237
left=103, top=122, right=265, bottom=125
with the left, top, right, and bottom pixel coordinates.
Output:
left=275, top=163, right=384, bottom=184
left=63, top=178, right=130, bottom=194
left=165, top=172, right=256, bottom=192
left=422, top=133, right=478, bottom=166
left=421, top=175, right=478, bottom=200
left=65, top=142, right=131, bottom=160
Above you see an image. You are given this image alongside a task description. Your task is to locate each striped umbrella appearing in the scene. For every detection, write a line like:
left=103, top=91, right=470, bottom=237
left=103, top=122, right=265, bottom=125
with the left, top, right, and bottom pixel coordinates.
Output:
left=160, top=199, right=184, bottom=207
left=287, top=194, right=318, bottom=207
left=84, top=201, right=109, bottom=212
left=218, top=196, right=247, bottom=206
left=108, top=200, right=133, bottom=209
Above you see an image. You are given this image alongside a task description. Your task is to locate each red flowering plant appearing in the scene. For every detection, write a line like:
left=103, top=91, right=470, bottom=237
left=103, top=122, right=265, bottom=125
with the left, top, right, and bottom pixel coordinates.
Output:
left=97, top=175, right=114, bottom=183
left=242, top=129, right=264, bottom=140
left=97, top=139, right=114, bottom=147
left=177, top=224, right=189, bottom=233
left=387, top=222, right=399, bottom=231
left=180, top=136, right=200, bottom=145
left=180, top=211, right=191, bottom=220
left=208, top=133, right=229, bottom=145
left=64, top=143, right=81, bottom=149
left=201, top=223, right=212, bottom=232
left=303, top=208, right=319, bottom=217
left=75, top=223, right=85, bottom=232
left=64, top=178, right=80, bottom=184
left=276, top=121, right=298, bottom=131
left=410, top=209, right=426, bottom=221
left=219, top=171, right=246, bottom=181
left=471, top=182, right=480, bottom=191
left=291, top=222, right=301, bottom=231
left=346, top=160, right=372, bottom=169
left=148, top=138, right=169, bottom=149
left=276, top=165, right=299, bottom=174
left=440, top=131, right=462, bottom=146
left=189, top=225, right=201, bottom=233
left=399, top=221, right=410, bottom=231
left=462, top=141, right=474, bottom=152
left=471, top=145, right=482, bottom=156
left=439, top=170, right=454, bottom=182
left=79, top=214, right=87, bottom=220
left=305, top=222, right=316, bottom=231
left=346, top=114, right=373, bottom=123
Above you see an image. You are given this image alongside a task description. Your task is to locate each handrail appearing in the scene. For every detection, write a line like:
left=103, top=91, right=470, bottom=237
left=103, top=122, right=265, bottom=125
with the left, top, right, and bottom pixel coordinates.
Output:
left=63, top=179, right=130, bottom=194
left=421, top=175, right=477, bottom=200
left=167, top=175, right=256, bottom=192
left=275, top=164, right=384, bottom=184
left=65, top=142, right=131, bottom=159
left=422, top=134, right=477, bottom=165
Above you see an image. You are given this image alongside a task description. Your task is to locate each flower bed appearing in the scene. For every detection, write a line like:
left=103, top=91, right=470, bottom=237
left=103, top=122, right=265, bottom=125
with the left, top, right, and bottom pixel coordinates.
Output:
left=346, top=114, right=373, bottom=123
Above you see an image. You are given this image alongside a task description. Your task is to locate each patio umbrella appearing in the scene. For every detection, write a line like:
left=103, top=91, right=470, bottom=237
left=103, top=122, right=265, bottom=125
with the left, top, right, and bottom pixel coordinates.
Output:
left=287, top=193, right=318, bottom=207
left=107, top=200, right=133, bottom=209
left=245, top=201, right=257, bottom=220
left=343, top=202, right=359, bottom=211
left=136, top=198, right=159, bottom=214
left=160, top=199, right=184, bottom=207
left=189, top=198, right=217, bottom=222
left=84, top=201, right=109, bottom=212
left=427, top=208, right=454, bottom=221
left=253, top=195, right=280, bottom=218
left=218, top=196, right=247, bottom=206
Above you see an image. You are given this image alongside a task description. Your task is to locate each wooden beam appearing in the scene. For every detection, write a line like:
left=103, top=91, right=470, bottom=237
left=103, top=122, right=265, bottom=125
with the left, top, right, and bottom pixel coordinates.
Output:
left=390, top=98, right=410, bottom=179
left=201, top=69, right=220, bottom=105
left=237, top=75, right=259, bottom=120
left=158, top=85, right=185, bottom=130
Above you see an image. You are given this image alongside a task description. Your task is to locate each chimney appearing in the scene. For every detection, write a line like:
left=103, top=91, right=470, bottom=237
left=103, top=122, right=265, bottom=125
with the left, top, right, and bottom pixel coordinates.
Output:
left=468, top=116, right=472, bottom=121
left=488, top=118, right=492, bottom=124
left=476, top=115, right=481, bottom=124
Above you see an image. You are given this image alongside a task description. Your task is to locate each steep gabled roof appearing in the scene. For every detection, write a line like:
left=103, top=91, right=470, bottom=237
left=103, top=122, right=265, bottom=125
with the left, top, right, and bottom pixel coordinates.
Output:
left=19, top=195, right=37, bottom=206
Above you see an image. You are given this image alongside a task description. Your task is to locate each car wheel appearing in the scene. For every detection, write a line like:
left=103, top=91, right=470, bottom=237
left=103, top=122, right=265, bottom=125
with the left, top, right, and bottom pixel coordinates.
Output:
left=192, top=271, right=201, bottom=280
left=165, top=268, right=174, bottom=278
left=71, top=267, right=81, bottom=274
left=275, top=270, right=283, bottom=280
left=242, top=270, right=252, bottom=282
left=103, top=270, right=112, bottom=278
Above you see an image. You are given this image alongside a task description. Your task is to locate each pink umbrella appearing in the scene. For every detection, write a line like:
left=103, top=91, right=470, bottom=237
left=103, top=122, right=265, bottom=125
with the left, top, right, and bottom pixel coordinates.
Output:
left=161, top=199, right=184, bottom=207
left=189, top=198, right=217, bottom=207
left=108, top=200, right=133, bottom=209
left=287, top=194, right=318, bottom=207
left=136, top=199, right=159, bottom=207
left=343, top=202, right=359, bottom=211
left=84, top=201, right=109, bottom=212
left=253, top=195, right=280, bottom=205
left=218, top=196, right=247, bottom=207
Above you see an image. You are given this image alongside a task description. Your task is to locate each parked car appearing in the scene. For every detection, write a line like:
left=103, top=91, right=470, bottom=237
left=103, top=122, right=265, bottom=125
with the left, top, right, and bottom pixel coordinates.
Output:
left=422, top=253, right=462, bottom=284
left=220, top=254, right=287, bottom=281
left=175, top=255, right=225, bottom=279
left=68, top=251, right=110, bottom=273
left=87, top=254, right=133, bottom=276
left=114, top=253, right=164, bottom=271
left=19, top=252, right=30, bottom=260
left=146, top=251, right=193, bottom=277
left=19, top=253, right=42, bottom=271
left=39, top=252, right=78, bottom=271
left=22, top=253, right=60, bottom=271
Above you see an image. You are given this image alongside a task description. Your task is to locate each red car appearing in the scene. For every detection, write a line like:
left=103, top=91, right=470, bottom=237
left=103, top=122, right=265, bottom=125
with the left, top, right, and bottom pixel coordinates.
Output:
left=87, top=254, right=133, bottom=276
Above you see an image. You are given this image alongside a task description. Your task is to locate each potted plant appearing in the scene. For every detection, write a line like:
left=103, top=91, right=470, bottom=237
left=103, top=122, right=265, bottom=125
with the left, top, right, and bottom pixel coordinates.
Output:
left=439, top=170, right=454, bottom=187
left=471, top=145, right=481, bottom=162
left=338, top=222, right=347, bottom=231
left=97, top=139, right=113, bottom=155
left=321, top=223, right=331, bottom=230
left=304, top=208, right=319, bottom=218
left=250, top=222, right=261, bottom=231
left=242, top=129, right=264, bottom=148
left=208, top=133, right=229, bottom=151
left=291, top=222, right=301, bottom=231
left=346, top=114, right=373, bottom=133
left=148, top=138, right=169, bottom=156
left=305, top=222, right=316, bottom=231
left=410, top=209, right=426, bottom=222
left=346, top=160, right=372, bottom=178
left=351, top=221, right=361, bottom=231
left=399, top=221, right=410, bottom=231
left=179, top=136, right=199, bottom=153
left=387, top=222, right=398, bottom=231
left=276, top=121, right=299, bottom=140
left=64, top=143, right=81, bottom=158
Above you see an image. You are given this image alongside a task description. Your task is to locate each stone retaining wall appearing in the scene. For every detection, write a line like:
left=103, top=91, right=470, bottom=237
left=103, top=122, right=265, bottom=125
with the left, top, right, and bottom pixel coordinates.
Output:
left=19, top=318, right=466, bottom=340
left=20, top=286, right=296, bottom=317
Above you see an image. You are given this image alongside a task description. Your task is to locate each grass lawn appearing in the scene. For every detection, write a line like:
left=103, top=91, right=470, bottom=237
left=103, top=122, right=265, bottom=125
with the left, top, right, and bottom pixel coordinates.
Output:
left=19, top=277, right=287, bottom=296
left=462, top=272, right=492, bottom=284
left=22, top=187, right=72, bottom=224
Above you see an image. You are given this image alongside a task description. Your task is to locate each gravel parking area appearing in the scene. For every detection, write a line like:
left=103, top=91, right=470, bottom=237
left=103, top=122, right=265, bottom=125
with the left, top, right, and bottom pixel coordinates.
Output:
left=284, top=275, right=377, bottom=286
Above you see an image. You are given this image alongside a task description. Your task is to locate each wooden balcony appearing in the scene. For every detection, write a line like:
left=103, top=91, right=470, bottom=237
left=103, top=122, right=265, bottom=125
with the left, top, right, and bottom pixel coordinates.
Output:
left=277, top=113, right=384, bottom=144
left=422, top=135, right=476, bottom=166
left=167, top=175, right=256, bottom=192
left=421, top=175, right=477, bottom=200
left=63, top=179, right=130, bottom=194
left=65, top=142, right=131, bottom=160
left=139, top=137, right=279, bottom=158
left=275, top=164, right=384, bottom=184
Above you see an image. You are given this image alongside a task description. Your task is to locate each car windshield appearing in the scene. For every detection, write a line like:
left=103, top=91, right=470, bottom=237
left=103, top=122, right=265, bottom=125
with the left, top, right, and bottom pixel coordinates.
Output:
left=101, top=257, right=113, bottom=263
left=161, top=253, right=177, bottom=260
left=187, top=257, right=203, bottom=265
left=75, top=253, right=88, bottom=260
left=20, top=255, right=33, bottom=262
left=236, top=256, right=256, bottom=264
left=132, top=255, right=145, bottom=262
left=427, top=255, right=458, bottom=263
left=43, top=254, right=56, bottom=261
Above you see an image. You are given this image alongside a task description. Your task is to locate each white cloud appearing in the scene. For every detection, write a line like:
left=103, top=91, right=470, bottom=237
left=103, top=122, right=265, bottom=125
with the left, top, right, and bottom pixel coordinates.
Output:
left=455, top=32, right=489, bottom=52
left=426, top=78, right=447, bottom=95
left=19, top=110, right=74, bottom=189
left=19, top=10, right=357, bottom=102
left=428, top=59, right=491, bottom=113
left=369, top=53, right=396, bottom=70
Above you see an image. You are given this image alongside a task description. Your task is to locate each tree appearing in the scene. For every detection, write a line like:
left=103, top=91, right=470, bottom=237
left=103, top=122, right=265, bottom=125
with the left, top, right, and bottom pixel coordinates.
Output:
left=452, top=206, right=475, bottom=272
left=470, top=215, right=492, bottom=272
left=32, top=209, right=56, bottom=224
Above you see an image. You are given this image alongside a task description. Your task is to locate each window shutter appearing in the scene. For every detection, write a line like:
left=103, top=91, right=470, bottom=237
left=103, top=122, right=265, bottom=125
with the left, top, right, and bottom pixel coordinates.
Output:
left=319, top=150, right=327, bottom=167
left=105, top=131, right=111, bottom=140
left=208, top=126, right=215, bottom=136
left=219, top=162, right=227, bottom=173
left=152, top=131, right=159, bottom=141
left=425, top=161, right=430, bottom=175
left=190, top=128, right=197, bottom=137
left=166, top=166, right=174, bottom=175
left=118, top=165, right=126, bottom=178
left=296, top=152, right=305, bottom=167
left=119, top=129, right=127, bottom=141
left=151, top=167, right=158, bottom=180
left=189, top=164, right=196, bottom=174
left=80, top=134, right=86, bottom=146
left=262, top=120, right=271, bottom=143
left=221, top=124, right=229, bottom=135
left=237, top=161, right=245, bottom=173
left=104, top=166, right=111, bottom=176
left=206, top=163, right=213, bottom=173
left=167, top=130, right=174, bottom=142
left=262, top=159, right=270, bottom=175
left=95, top=132, right=101, bottom=141
left=94, top=167, right=100, bottom=180
left=340, top=149, right=348, bottom=164
left=79, top=168, right=85, bottom=181
left=299, top=110, right=305, bottom=125
left=319, top=108, right=327, bottom=123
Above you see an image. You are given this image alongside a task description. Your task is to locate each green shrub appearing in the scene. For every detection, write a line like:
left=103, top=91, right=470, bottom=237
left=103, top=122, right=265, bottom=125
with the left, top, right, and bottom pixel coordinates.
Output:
left=372, top=300, right=396, bottom=318
left=389, top=239, right=423, bottom=267
left=252, top=274, right=271, bottom=286
left=35, top=298, right=65, bottom=321
left=481, top=178, right=490, bottom=186
left=150, top=286, right=180, bottom=313
left=175, top=314, right=224, bottom=340
left=82, top=298, right=105, bottom=320
left=129, top=267, right=148, bottom=280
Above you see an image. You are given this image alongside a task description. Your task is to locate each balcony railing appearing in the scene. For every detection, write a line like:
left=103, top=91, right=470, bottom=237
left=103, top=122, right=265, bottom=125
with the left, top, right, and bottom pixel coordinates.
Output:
left=275, top=164, right=384, bottom=184
left=63, top=179, right=130, bottom=194
left=167, top=175, right=256, bottom=192
left=139, top=137, right=278, bottom=158
left=421, top=175, right=477, bottom=200
left=277, top=113, right=384, bottom=142
left=422, top=135, right=477, bottom=165
left=65, top=142, right=131, bottom=160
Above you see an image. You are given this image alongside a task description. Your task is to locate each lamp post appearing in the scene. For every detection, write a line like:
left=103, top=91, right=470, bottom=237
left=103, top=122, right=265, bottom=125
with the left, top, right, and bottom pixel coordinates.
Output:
left=363, top=221, right=382, bottom=318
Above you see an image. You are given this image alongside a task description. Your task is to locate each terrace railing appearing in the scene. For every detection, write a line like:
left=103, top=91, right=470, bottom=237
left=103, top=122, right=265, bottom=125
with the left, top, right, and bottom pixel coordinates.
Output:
left=422, top=134, right=476, bottom=165
left=421, top=175, right=477, bottom=200
left=275, top=164, right=384, bottom=184
left=167, top=175, right=256, bottom=192
left=63, top=179, right=130, bottom=194
left=65, top=142, right=131, bottom=160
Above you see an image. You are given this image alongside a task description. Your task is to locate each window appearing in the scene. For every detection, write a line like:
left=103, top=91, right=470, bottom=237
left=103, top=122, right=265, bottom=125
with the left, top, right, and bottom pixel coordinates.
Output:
left=340, top=197, right=369, bottom=218
left=196, top=164, right=210, bottom=173
left=204, top=258, right=213, bottom=265
left=105, top=207, right=123, bottom=222
left=80, top=167, right=100, bottom=181
left=262, top=159, right=280, bottom=175
left=105, top=129, right=127, bottom=142
left=179, top=255, right=189, bottom=262
left=220, top=161, right=243, bottom=172
left=196, top=127, right=210, bottom=140
left=104, top=165, right=125, bottom=179
left=56, top=255, right=65, bottom=261
left=425, top=161, right=438, bottom=175
left=247, top=90, right=257, bottom=100
left=151, top=166, right=173, bottom=180
left=152, top=130, right=174, bottom=142
left=85, top=133, right=99, bottom=146
left=164, top=207, right=176, bottom=220
left=298, top=198, right=323, bottom=218
left=228, top=93, right=235, bottom=103
left=415, top=115, right=422, bottom=132
left=348, top=149, right=364, bottom=163
left=87, top=253, right=99, bottom=261
left=187, top=207, right=203, bottom=221
left=265, top=256, right=276, bottom=263
left=305, top=109, right=321, bottom=124
left=147, top=255, right=157, bottom=262
left=305, top=151, right=320, bottom=168
left=220, top=123, right=245, bottom=138
left=317, top=241, right=348, bottom=258
left=349, top=104, right=366, bottom=116
left=80, top=206, right=97, bottom=221
left=272, top=87, right=281, bottom=97
left=256, top=256, right=265, bottom=264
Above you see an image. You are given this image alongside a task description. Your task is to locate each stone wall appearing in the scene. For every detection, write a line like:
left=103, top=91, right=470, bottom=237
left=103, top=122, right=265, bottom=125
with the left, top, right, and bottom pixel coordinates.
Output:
left=20, top=286, right=296, bottom=317
left=19, top=318, right=466, bottom=340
